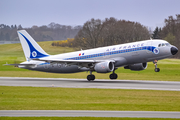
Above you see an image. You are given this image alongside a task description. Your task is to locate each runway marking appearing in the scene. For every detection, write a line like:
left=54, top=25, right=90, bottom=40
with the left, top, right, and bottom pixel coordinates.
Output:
left=1, top=110, right=180, bottom=118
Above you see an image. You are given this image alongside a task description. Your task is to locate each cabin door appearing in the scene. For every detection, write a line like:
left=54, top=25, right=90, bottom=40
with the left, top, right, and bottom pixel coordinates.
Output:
left=146, top=41, right=152, bottom=53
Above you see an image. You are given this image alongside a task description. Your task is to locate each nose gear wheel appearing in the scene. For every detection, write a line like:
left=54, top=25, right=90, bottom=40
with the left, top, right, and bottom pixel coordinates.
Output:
left=153, top=60, right=160, bottom=72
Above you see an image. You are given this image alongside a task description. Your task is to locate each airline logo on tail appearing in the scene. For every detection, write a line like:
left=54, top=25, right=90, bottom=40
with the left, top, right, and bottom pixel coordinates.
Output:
left=32, top=51, right=37, bottom=57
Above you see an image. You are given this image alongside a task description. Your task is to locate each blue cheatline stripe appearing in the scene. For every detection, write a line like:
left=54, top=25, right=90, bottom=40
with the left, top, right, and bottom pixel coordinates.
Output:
left=64, top=46, right=156, bottom=60
left=19, top=32, right=49, bottom=59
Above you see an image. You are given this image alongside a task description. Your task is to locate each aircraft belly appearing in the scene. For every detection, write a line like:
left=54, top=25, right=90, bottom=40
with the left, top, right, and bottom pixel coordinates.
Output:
left=28, top=64, right=86, bottom=73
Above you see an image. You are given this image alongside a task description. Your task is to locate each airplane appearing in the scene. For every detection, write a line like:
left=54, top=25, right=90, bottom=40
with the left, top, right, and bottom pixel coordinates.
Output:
left=6, top=30, right=178, bottom=81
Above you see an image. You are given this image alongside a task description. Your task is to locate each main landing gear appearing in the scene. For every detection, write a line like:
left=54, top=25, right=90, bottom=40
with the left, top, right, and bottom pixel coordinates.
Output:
left=153, top=60, right=160, bottom=72
left=87, top=69, right=118, bottom=81
left=87, top=71, right=95, bottom=81
left=109, top=69, right=118, bottom=79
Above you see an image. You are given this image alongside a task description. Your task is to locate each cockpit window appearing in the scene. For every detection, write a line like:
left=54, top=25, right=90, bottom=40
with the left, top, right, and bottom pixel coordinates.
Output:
left=165, top=43, right=170, bottom=46
left=158, top=43, right=171, bottom=47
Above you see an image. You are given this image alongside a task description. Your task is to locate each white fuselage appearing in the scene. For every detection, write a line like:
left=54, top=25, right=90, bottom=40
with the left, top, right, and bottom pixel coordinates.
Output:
left=19, top=39, right=173, bottom=73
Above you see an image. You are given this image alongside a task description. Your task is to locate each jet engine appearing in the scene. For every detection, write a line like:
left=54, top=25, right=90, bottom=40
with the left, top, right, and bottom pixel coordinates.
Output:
left=124, top=62, right=147, bottom=71
left=94, top=61, right=114, bottom=73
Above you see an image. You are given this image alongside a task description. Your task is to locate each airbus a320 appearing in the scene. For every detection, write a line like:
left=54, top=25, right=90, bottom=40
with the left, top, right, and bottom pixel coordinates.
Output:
left=6, top=30, right=178, bottom=81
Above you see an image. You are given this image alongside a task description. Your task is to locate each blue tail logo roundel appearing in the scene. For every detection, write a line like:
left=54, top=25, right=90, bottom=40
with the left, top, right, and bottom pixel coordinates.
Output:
left=19, top=32, right=49, bottom=59
left=32, top=51, right=37, bottom=57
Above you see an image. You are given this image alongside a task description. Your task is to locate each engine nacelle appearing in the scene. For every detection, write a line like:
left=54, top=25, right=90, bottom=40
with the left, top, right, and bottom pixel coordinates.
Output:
left=124, top=62, right=147, bottom=71
left=94, top=61, right=114, bottom=73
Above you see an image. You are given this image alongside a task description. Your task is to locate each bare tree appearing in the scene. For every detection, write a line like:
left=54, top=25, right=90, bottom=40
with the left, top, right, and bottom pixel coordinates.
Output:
left=74, top=17, right=150, bottom=49
left=74, top=19, right=104, bottom=49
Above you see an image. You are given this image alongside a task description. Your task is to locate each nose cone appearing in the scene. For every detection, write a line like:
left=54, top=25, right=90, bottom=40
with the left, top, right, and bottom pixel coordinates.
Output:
left=171, top=46, right=178, bottom=55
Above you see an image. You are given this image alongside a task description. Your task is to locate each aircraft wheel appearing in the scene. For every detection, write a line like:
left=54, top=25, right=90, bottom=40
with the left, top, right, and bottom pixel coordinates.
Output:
left=109, top=73, right=118, bottom=79
left=155, top=68, right=160, bottom=72
left=87, top=75, right=95, bottom=81
left=91, top=75, right=95, bottom=80
left=87, top=75, right=91, bottom=81
left=114, top=73, right=118, bottom=79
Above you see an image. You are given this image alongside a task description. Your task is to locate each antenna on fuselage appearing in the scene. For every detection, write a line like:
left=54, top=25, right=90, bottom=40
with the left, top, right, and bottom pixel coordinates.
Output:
left=150, top=37, right=153, bottom=40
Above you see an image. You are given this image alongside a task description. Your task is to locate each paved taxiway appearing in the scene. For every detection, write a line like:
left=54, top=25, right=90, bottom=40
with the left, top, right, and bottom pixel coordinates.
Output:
left=0, top=77, right=180, bottom=91
left=1, top=110, right=180, bottom=118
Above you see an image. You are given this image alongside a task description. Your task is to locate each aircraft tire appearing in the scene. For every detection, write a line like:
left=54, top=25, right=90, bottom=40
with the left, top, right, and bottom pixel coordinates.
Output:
left=87, top=75, right=95, bottom=81
left=109, top=73, right=118, bottom=79
left=155, top=68, right=160, bottom=72
left=91, top=75, right=95, bottom=80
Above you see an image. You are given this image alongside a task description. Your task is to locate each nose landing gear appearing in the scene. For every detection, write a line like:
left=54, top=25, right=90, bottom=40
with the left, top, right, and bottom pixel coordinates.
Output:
left=153, top=60, right=160, bottom=72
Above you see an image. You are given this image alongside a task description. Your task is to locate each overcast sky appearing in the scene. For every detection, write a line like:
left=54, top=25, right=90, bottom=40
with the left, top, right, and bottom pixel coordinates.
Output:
left=0, top=0, right=180, bottom=30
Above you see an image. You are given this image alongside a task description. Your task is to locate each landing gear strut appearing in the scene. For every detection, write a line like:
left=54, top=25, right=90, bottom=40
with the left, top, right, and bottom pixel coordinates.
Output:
left=87, top=71, right=95, bottom=81
left=109, top=69, right=118, bottom=79
left=153, top=60, right=160, bottom=72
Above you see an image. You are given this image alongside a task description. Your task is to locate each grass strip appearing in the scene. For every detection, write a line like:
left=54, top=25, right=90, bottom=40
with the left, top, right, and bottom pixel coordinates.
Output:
left=0, top=86, right=180, bottom=111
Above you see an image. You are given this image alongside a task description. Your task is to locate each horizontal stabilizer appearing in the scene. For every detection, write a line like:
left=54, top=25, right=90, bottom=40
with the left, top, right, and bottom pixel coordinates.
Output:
left=4, top=63, right=36, bottom=67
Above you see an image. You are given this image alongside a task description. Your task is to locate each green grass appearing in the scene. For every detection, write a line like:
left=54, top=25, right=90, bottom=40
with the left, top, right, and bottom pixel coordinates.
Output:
left=0, top=117, right=179, bottom=120
left=0, top=86, right=180, bottom=111
left=1, top=42, right=180, bottom=81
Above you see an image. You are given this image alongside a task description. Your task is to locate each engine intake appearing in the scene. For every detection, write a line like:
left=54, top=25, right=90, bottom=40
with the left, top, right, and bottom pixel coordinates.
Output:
left=124, top=62, right=147, bottom=71
left=94, top=61, right=114, bottom=73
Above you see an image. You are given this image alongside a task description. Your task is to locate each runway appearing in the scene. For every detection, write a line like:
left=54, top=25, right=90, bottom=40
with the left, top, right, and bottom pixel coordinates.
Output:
left=0, top=77, right=180, bottom=91
left=0, top=110, right=180, bottom=118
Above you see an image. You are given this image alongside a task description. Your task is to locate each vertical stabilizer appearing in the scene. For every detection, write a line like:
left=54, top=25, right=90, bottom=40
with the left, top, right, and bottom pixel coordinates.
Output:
left=17, top=30, right=49, bottom=61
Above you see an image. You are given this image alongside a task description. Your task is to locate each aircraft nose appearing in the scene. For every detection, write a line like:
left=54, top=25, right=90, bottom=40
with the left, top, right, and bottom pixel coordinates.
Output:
left=171, top=46, right=178, bottom=55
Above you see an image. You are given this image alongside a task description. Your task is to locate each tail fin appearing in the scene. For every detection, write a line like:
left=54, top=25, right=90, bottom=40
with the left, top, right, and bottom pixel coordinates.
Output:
left=17, top=30, right=49, bottom=61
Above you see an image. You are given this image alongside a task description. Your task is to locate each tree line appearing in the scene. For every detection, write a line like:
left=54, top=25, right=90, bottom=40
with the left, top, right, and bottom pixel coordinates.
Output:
left=0, top=22, right=82, bottom=41
left=1, top=15, right=180, bottom=58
